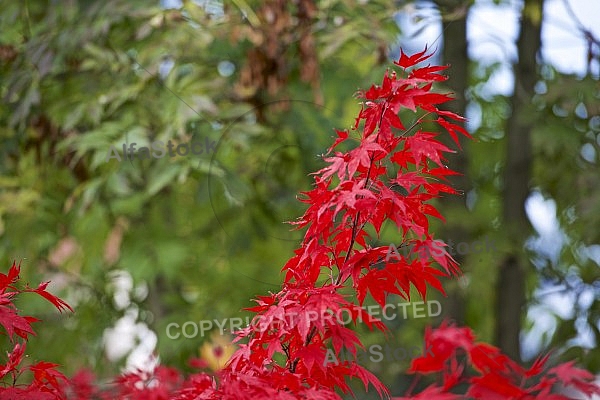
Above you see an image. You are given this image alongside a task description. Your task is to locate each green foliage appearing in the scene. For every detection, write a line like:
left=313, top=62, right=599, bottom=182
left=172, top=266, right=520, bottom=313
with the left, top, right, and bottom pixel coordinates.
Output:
left=0, top=0, right=403, bottom=380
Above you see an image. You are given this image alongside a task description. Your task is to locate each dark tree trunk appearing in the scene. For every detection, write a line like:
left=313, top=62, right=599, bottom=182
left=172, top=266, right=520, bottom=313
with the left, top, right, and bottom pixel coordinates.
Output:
left=495, top=0, right=544, bottom=362
left=432, top=0, right=470, bottom=326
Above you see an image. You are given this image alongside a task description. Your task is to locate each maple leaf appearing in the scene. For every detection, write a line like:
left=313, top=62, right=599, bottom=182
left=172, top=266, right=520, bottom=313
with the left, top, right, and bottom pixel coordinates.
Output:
left=0, top=261, right=20, bottom=293
left=318, top=152, right=348, bottom=181
left=0, top=342, right=26, bottom=380
left=405, top=131, right=454, bottom=168
left=0, top=299, right=36, bottom=341
left=333, top=180, right=377, bottom=218
left=547, top=361, right=600, bottom=397
left=393, top=171, right=428, bottom=191
left=66, top=369, right=98, bottom=399
left=327, top=323, right=362, bottom=359
left=523, top=352, right=550, bottom=378
left=436, top=117, right=473, bottom=148
left=394, top=46, right=432, bottom=69
left=29, top=361, right=67, bottom=391
left=467, top=373, right=529, bottom=399
left=414, top=92, right=454, bottom=108
left=347, top=363, right=389, bottom=398
left=409, top=322, right=474, bottom=375
left=390, top=147, right=415, bottom=169
left=408, top=64, right=449, bottom=82
left=383, top=107, right=405, bottom=131
left=293, top=342, right=327, bottom=373
left=468, top=343, right=512, bottom=374
left=347, top=141, right=386, bottom=178
left=355, top=268, right=402, bottom=306
left=25, top=282, right=74, bottom=313
left=421, top=103, right=466, bottom=122
left=328, top=129, right=349, bottom=153
left=360, top=69, right=395, bottom=101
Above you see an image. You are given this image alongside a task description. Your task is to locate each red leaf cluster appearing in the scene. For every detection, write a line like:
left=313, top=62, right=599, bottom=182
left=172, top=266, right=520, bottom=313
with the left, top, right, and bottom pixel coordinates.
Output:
left=0, top=261, right=69, bottom=398
left=397, top=322, right=600, bottom=399
left=191, top=47, right=471, bottom=399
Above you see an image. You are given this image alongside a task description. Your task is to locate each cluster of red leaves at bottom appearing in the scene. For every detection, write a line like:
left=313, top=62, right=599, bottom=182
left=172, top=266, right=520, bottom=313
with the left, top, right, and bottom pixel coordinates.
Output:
left=1, top=48, right=599, bottom=399
left=2, top=269, right=599, bottom=400
left=396, top=322, right=600, bottom=399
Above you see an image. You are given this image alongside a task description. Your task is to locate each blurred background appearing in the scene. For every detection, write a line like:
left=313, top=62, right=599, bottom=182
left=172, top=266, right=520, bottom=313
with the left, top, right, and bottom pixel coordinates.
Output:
left=0, top=0, right=598, bottom=397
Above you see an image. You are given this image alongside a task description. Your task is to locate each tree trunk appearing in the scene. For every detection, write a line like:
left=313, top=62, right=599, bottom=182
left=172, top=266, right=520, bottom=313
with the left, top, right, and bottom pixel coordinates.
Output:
left=432, top=0, right=470, bottom=326
left=495, top=0, right=544, bottom=362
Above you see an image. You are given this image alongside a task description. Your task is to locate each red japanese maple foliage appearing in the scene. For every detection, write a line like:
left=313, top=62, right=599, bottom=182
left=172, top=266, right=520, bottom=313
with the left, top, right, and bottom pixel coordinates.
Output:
left=0, top=261, right=72, bottom=399
left=1, top=48, right=599, bottom=399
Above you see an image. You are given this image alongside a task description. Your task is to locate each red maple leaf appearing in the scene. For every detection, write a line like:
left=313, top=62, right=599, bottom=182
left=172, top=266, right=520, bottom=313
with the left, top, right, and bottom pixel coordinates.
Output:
left=547, top=361, right=600, bottom=397
left=0, top=262, right=20, bottom=293
left=394, top=46, right=433, bottom=69
left=0, top=299, right=36, bottom=341
left=25, top=282, right=73, bottom=313
left=405, top=131, right=454, bottom=167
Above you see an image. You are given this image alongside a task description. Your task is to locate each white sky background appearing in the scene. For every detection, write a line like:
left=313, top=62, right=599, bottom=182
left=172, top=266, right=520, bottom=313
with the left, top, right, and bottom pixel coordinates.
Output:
left=469, top=0, right=599, bottom=92
left=398, top=0, right=599, bottom=90
left=110, top=0, right=600, bottom=386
